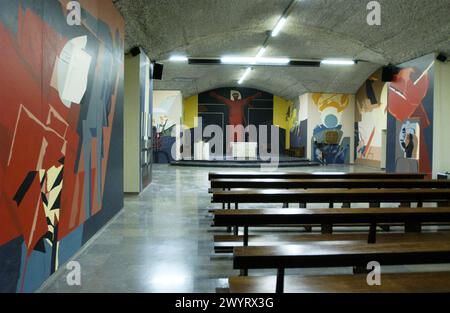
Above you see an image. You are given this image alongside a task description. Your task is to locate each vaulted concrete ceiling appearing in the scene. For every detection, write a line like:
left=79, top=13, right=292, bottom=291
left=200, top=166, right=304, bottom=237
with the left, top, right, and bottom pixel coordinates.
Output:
left=113, top=0, right=450, bottom=99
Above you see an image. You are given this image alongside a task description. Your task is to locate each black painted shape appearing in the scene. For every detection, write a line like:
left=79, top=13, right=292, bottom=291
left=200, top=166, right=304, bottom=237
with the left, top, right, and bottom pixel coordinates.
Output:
left=33, top=238, right=46, bottom=253
left=13, top=171, right=37, bottom=206
left=51, top=169, right=64, bottom=190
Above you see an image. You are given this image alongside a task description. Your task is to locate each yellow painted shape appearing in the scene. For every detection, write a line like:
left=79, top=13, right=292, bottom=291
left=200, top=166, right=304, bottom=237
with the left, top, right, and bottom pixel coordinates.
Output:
left=273, top=95, right=295, bottom=149
left=183, top=95, right=198, bottom=129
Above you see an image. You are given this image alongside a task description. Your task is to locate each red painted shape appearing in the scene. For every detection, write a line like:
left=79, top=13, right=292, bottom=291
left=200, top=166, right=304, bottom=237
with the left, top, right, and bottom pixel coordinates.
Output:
left=363, top=126, right=376, bottom=158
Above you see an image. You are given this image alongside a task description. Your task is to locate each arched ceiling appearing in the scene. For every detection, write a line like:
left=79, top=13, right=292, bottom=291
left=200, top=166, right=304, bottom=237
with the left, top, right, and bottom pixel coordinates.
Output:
left=113, top=0, right=450, bottom=99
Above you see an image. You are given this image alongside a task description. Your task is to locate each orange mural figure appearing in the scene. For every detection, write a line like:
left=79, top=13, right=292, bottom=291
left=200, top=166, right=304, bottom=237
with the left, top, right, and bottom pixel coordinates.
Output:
left=209, top=90, right=262, bottom=143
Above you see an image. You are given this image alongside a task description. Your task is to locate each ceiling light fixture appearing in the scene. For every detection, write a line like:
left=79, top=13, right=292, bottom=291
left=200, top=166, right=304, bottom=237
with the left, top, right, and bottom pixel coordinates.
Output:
left=169, top=55, right=188, bottom=62
left=221, top=56, right=290, bottom=65
left=321, top=59, right=356, bottom=66
left=221, top=56, right=255, bottom=64
left=259, top=57, right=290, bottom=64
left=238, top=67, right=252, bottom=85
left=271, top=17, right=287, bottom=37
left=255, top=47, right=266, bottom=58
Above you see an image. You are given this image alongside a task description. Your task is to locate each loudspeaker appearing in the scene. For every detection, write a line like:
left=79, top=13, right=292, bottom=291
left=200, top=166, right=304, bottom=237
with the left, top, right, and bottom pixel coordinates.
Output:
left=382, top=65, right=399, bottom=82
left=130, top=46, right=141, bottom=57
left=152, top=62, right=164, bottom=80
left=437, top=53, right=448, bottom=63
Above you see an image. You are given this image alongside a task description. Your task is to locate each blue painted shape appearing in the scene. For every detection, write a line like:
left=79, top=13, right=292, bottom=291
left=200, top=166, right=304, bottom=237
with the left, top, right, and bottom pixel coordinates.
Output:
left=58, top=224, right=84, bottom=266
left=324, top=114, right=339, bottom=129
left=0, top=237, right=23, bottom=293
left=17, top=241, right=52, bottom=293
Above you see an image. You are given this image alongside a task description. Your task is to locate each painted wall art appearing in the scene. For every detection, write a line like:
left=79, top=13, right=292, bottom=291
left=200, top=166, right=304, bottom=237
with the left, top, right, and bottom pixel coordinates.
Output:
left=354, top=70, right=388, bottom=167
left=0, top=0, right=124, bottom=292
left=386, top=54, right=435, bottom=175
left=197, top=87, right=286, bottom=156
left=310, top=93, right=353, bottom=165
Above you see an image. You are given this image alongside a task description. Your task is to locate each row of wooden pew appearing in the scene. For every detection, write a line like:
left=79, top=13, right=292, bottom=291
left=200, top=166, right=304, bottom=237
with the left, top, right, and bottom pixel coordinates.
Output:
left=208, top=171, right=450, bottom=293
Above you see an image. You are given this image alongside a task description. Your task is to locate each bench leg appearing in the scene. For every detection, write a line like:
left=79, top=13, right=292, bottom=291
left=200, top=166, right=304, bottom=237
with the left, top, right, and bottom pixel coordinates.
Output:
left=234, top=203, right=239, bottom=235
left=342, top=202, right=351, bottom=208
left=405, top=221, right=422, bottom=233
left=243, top=226, right=249, bottom=247
left=368, top=223, right=377, bottom=244
left=276, top=268, right=285, bottom=294
left=299, top=202, right=306, bottom=208
left=304, top=225, right=312, bottom=232
left=321, top=224, right=333, bottom=234
left=226, top=202, right=232, bottom=232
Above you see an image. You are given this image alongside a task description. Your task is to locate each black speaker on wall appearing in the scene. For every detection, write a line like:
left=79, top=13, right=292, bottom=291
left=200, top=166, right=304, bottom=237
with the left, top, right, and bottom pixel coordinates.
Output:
left=382, top=65, right=399, bottom=82
left=152, top=62, right=164, bottom=80
left=437, top=53, right=448, bottom=63
left=130, top=46, right=141, bottom=57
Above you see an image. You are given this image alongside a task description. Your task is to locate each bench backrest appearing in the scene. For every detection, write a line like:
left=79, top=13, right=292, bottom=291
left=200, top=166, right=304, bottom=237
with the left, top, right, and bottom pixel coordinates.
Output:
left=213, top=207, right=450, bottom=226
left=233, top=241, right=450, bottom=270
left=209, top=172, right=427, bottom=180
left=210, top=179, right=450, bottom=189
left=212, top=188, right=450, bottom=204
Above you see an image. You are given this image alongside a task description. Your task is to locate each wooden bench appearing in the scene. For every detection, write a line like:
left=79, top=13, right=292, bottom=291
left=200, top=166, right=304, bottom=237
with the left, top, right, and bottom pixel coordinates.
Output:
left=210, top=178, right=450, bottom=190
left=233, top=241, right=450, bottom=293
left=214, top=232, right=450, bottom=253
left=228, top=272, right=450, bottom=293
left=212, top=207, right=450, bottom=249
left=211, top=188, right=450, bottom=206
left=209, top=172, right=427, bottom=180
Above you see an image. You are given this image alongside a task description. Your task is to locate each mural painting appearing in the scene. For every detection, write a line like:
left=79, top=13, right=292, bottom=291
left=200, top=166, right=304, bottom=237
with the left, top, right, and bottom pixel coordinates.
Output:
left=197, top=87, right=282, bottom=156
left=0, top=0, right=124, bottom=292
left=311, top=93, right=352, bottom=164
left=355, top=70, right=388, bottom=167
left=386, top=54, right=434, bottom=175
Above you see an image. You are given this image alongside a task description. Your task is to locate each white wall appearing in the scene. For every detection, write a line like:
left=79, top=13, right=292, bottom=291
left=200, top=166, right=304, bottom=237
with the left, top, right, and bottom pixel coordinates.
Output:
left=123, top=55, right=141, bottom=193
left=433, top=60, right=450, bottom=177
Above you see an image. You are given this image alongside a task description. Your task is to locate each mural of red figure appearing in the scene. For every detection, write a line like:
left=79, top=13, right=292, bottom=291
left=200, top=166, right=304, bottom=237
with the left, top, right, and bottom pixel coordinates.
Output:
left=0, top=0, right=124, bottom=293
left=209, top=90, right=262, bottom=142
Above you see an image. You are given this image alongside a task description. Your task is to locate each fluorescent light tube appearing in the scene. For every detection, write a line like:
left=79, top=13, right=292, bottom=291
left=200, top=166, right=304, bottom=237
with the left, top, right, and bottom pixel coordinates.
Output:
left=238, top=67, right=252, bottom=85
left=221, top=56, right=256, bottom=64
left=257, top=57, right=290, bottom=64
left=271, top=17, right=287, bottom=37
left=255, top=47, right=266, bottom=58
left=221, top=56, right=290, bottom=65
left=169, top=55, right=188, bottom=62
left=321, top=59, right=355, bottom=66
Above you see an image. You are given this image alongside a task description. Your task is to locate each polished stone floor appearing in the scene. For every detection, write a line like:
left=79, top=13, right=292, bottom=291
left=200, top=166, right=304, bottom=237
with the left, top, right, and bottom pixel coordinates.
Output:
left=39, top=164, right=450, bottom=293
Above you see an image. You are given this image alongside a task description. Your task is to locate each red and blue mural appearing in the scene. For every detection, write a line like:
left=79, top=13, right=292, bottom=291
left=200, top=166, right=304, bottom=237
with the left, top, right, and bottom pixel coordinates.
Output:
left=387, top=54, right=434, bottom=175
left=0, top=0, right=124, bottom=292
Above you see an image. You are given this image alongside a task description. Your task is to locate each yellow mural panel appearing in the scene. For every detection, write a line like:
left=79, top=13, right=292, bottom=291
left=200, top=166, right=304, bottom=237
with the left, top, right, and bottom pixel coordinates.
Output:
left=183, top=95, right=198, bottom=129
left=273, top=95, right=295, bottom=149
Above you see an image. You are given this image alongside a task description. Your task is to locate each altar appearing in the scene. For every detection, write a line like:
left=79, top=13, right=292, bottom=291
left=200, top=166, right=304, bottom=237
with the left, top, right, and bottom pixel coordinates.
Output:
left=230, top=142, right=258, bottom=159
